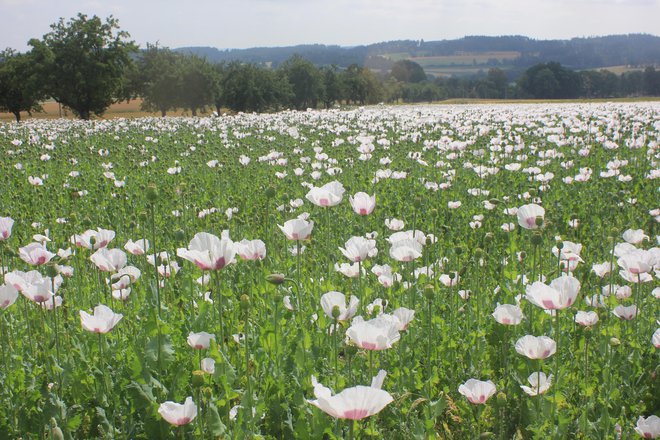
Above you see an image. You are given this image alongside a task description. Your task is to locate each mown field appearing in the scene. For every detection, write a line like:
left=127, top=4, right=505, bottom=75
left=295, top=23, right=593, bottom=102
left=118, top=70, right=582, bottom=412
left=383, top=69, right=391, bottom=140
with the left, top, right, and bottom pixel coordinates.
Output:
left=0, top=103, right=658, bottom=439
left=0, top=100, right=199, bottom=122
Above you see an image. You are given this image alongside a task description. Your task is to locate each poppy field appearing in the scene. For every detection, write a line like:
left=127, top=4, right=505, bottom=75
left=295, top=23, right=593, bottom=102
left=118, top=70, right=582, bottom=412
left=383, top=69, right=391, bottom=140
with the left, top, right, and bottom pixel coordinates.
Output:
left=0, top=102, right=658, bottom=439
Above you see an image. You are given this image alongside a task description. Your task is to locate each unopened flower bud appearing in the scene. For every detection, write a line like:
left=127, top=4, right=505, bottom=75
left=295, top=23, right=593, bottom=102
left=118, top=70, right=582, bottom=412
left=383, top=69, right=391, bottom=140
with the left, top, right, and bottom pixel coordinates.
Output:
left=266, top=273, right=286, bottom=285
left=535, top=216, right=544, bottom=227
left=609, top=337, right=621, bottom=346
left=265, top=186, right=276, bottom=199
left=531, top=233, right=543, bottom=246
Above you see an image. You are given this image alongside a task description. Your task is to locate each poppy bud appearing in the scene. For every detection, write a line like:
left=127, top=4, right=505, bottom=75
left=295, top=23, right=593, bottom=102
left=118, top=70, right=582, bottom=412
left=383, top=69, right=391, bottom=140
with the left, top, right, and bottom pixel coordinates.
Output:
left=174, top=229, right=186, bottom=242
left=430, top=208, right=438, bottom=217
left=484, top=232, right=494, bottom=243
left=414, top=196, right=423, bottom=209
left=489, top=198, right=500, bottom=206
left=89, top=236, right=96, bottom=247
left=535, top=216, right=544, bottom=227
left=332, top=305, right=341, bottom=320
left=474, top=248, right=484, bottom=258
left=609, top=337, right=621, bottom=346
left=265, top=186, right=276, bottom=199
left=455, top=246, right=464, bottom=255
left=50, top=419, right=64, bottom=440
left=138, top=211, right=148, bottom=222
left=496, top=392, right=507, bottom=405
left=266, top=273, right=285, bottom=285
left=530, top=233, right=543, bottom=246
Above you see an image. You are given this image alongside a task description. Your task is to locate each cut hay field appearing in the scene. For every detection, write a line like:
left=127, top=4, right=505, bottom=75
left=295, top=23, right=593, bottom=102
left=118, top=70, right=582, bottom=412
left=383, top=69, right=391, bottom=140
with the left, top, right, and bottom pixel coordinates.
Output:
left=0, top=99, right=206, bottom=121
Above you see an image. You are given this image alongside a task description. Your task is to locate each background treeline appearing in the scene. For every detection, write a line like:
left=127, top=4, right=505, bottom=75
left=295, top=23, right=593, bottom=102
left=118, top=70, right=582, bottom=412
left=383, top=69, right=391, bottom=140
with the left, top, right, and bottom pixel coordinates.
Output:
left=1, top=14, right=660, bottom=121
left=178, top=34, right=660, bottom=72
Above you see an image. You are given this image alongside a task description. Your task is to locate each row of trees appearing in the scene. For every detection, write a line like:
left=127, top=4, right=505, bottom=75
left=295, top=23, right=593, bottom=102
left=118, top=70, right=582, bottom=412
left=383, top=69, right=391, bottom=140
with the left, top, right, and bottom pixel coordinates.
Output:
left=1, top=14, right=660, bottom=121
left=128, top=48, right=385, bottom=116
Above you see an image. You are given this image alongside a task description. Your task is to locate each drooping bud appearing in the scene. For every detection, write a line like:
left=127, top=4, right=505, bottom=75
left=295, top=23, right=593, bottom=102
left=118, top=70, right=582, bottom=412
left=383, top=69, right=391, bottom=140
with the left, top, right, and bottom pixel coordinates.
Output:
left=266, top=273, right=286, bottom=285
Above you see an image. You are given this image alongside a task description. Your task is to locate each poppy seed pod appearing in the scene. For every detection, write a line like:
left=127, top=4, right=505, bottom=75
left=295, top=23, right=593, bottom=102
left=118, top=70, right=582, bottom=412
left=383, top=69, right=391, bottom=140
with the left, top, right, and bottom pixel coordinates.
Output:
left=332, top=305, right=341, bottom=320
left=174, top=229, right=186, bottom=242
left=240, top=294, right=250, bottom=311
left=265, top=186, right=276, bottom=198
left=146, top=184, right=158, bottom=202
left=424, top=284, right=435, bottom=300
left=192, top=370, right=205, bottom=387
left=531, top=233, right=543, bottom=246
left=414, top=196, right=423, bottom=209
left=44, top=264, right=59, bottom=278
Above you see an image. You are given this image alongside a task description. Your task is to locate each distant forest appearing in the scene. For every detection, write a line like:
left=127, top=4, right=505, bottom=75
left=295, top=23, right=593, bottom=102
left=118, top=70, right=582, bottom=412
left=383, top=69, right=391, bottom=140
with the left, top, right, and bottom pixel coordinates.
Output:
left=2, top=19, right=660, bottom=122
left=175, top=34, right=660, bottom=78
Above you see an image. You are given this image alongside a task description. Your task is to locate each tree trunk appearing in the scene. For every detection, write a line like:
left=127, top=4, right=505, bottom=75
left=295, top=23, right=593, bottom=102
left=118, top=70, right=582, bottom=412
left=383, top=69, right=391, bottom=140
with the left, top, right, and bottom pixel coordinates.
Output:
left=13, top=111, right=21, bottom=123
left=215, top=105, right=221, bottom=116
left=161, top=109, right=167, bottom=117
left=191, top=108, right=197, bottom=117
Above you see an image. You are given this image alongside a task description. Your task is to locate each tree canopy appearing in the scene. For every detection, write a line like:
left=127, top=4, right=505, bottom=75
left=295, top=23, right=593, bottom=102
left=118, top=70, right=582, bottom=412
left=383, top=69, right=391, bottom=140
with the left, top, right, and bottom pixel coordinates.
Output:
left=29, top=14, right=137, bottom=120
left=0, top=49, right=46, bottom=122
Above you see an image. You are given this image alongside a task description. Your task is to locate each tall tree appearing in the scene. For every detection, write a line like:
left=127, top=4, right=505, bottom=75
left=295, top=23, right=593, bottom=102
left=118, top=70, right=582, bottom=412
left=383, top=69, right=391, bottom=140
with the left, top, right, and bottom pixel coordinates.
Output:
left=389, top=60, right=427, bottom=83
left=279, top=55, right=325, bottom=110
left=29, top=14, right=137, bottom=120
left=135, top=44, right=183, bottom=117
left=179, top=54, right=216, bottom=116
left=0, top=49, right=46, bottom=122
left=320, top=65, right=342, bottom=108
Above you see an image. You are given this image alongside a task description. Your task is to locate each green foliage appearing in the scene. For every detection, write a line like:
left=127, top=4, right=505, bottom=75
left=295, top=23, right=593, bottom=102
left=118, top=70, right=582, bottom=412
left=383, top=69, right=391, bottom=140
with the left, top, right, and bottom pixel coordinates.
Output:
left=28, top=13, right=137, bottom=119
left=390, top=59, right=427, bottom=83
left=0, top=49, right=46, bottom=122
left=279, top=55, right=325, bottom=110
left=517, top=62, right=581, bottom=99
left=134, top=44, right=184, bottom=116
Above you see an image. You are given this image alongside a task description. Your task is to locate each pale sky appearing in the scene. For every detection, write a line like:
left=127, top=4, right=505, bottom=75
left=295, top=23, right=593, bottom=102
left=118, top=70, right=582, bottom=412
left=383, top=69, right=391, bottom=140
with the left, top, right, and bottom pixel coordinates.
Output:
left=1, top=0, right=658, bottom=52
